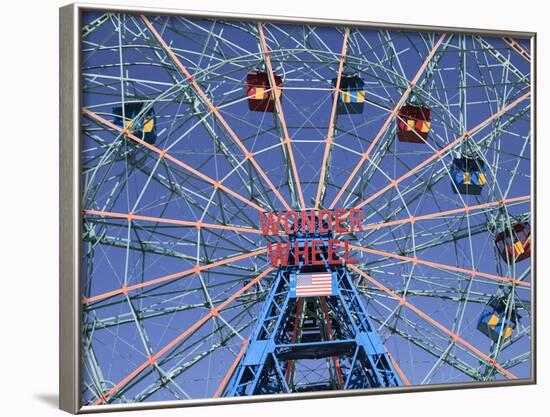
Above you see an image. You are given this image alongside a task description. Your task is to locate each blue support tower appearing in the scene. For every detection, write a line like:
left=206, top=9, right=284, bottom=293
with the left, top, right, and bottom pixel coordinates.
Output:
left=221, top=218, right=403, bottom=396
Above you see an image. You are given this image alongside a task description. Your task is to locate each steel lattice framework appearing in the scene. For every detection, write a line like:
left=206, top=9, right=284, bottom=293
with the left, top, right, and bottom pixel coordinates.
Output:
left=80, top=11, right=532, bottom=406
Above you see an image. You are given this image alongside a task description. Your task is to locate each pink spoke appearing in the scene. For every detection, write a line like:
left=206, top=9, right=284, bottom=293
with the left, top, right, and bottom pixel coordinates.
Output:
left=346, top=243, right=529, bottom=288
left=351, top=91, right=531, bottom=212
left=315, top=28, right=350, bottom=209
left=213, top=338, right=249, bottom=398
left=141, top=15, right=292, bottom=211
left=329, top=34, right=447, bottom=209
left=335, top=196, right=530, bottom=234
left=257, top=23, right=306, bottom=210
left=82, top=108, right=265, bottom=212
left=94, top=267, right=274, bottom=404
left=83, top=248, right=268, bottom=304
left=83, top=209, right=262, bottom=235
left=348, top=265, right=517, bottom=380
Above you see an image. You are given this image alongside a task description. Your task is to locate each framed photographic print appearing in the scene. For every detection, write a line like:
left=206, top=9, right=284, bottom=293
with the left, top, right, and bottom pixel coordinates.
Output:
left=59, top=3, right=536, bottom=413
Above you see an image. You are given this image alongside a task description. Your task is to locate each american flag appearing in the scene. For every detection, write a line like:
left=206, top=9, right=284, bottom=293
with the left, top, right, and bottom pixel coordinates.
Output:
left=295, top=272, right=333, bottom=297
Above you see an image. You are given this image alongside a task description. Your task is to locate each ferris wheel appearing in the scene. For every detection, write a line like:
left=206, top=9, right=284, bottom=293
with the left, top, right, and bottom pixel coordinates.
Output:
left=80, top=11, right=532, bottom=406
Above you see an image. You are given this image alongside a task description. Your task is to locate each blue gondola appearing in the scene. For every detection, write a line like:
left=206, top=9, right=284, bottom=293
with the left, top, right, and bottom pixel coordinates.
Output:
left=112, top=102, right=157, bottom=144
left=332, top=74, right=365, bottom=115
left=477, top=295, right=517, bottom=342
left=450, top=156, right=487, bottom=195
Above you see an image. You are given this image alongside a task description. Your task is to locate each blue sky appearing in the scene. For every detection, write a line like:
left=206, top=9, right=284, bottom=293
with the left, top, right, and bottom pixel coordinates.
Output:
left=80, top=11, right=532, bottom=405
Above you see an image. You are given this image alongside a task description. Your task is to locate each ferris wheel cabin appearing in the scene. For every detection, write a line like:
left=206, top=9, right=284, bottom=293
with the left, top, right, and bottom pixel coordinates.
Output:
left=477, top=295, right=517, bottom=343
left=495, top=222, right=531, bottom=263
left=246, top=71, right=283, bottom=112
left=396, top=104, right=431, bottom=143
left=450, top=156, right=487, bottom=195
left=333, top=74, right=365, bottom=114
left=112, top=102, right=157, bottom=144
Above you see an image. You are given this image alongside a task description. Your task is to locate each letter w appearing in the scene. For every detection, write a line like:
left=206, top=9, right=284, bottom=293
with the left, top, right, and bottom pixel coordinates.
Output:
left=260, top=212, right=281, bottom=236
left=267, top=242, right=290, bottom=267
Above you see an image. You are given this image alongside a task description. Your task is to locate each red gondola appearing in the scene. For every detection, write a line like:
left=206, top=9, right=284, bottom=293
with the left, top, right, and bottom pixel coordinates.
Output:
left=495, top=222, right=531, bottom=263
left=397, top=104, right=431, bottom=143
left=246, top=71, right=282, bottom=112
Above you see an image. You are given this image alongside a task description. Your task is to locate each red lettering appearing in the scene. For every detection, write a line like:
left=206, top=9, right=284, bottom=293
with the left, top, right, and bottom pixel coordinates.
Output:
left=318, top=209, right=332, bottom=232
left=349, top=209, right=363, bottom=232
left=294, top=241, right=310, bottom=265
left=327, top=240, right=342, bottom=265
left=267, top=242, right=290, bottom=266
left=263, top=210, right=360, bottom=266
left=284, top=210, right=298, bottom=235
left=311, top=240, right=324, bottom=265
left=334, top=208, right=348, bottom=233
left=301, top=210, right=316, bottom=234
left=260, top=212, right=281, bottom=236
left=343, top=240, right=358, bottom=264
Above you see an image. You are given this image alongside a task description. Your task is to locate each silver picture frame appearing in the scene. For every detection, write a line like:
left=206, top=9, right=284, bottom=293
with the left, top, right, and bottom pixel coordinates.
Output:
left=60, top=3, right=537, bottom=413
